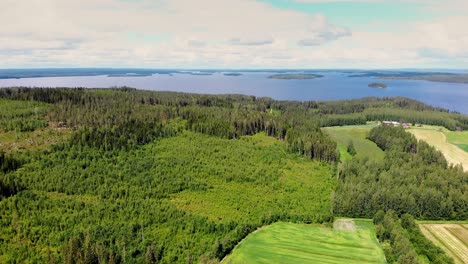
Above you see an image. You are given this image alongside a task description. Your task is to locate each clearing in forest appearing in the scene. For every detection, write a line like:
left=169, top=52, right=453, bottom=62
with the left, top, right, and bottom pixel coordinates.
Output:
left=408, top=126, right=468, bottom=171
left=419, top=224, right=468, bottom=264
left=322, top=123, right=384, bottom=161
left=223, top=220, right=386, bottom=264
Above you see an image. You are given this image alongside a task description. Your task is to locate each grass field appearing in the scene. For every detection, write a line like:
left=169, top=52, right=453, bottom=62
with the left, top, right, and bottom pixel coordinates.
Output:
left=419, top=224, right=468, bottom=264
left=407, top=126, right=468, bottom=171
left=322, top=123, right=384, bottom=161
left=446, top=129, right=468, bottom=152
left=223, top=219, right=386, bottom=264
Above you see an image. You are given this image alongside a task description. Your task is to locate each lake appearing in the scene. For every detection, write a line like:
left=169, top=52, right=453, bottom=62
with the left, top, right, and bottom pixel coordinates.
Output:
left=0, top=71, right=467, bottom=114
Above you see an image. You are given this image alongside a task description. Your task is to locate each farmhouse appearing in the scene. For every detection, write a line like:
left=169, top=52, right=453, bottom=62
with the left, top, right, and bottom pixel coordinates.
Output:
left=382, top=121, right=410, bottom=129
left=383, top=121, right=400, bottom=127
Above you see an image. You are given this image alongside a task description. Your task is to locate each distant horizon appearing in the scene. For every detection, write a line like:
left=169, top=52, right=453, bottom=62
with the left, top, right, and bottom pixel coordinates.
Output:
left=0, top=67, right=467, bottom=71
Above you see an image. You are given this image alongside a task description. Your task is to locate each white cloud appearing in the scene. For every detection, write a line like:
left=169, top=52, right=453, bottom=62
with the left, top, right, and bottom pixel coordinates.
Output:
left=0, top=0, right=466, bottom=68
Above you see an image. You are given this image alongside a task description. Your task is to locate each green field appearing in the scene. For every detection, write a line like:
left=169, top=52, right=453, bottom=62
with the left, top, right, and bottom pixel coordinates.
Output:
left=446, top=129, right=468, bottom=152
left=409, top=125, right=468, bottom=152
left=322, top=123, right=384, bottom=161
left=223, top=220, right=386, bottom=264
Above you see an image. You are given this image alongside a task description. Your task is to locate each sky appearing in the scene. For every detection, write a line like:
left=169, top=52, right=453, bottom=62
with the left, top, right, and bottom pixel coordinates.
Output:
left=0, top=0, right=467, bottom=69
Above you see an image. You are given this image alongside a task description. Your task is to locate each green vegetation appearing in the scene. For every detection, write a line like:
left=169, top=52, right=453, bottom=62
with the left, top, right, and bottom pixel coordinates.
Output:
left=374, top=211, right=454, bottom=264
left=334, top=126, right=467, bottom=219
left=268, top=74, right=323, bottom=80
left=445, top=129, right=468, bottom=152
left=224, top=220, right=386, bottom=264
left=0, top=87, right=339, bottom=263
left=0, top=99, right=49, bottom=132
left=0, top=131, right=334, bottom=263
left=0, top=127, right=71, bottom=153
left=322, top=124, right=384, bottom=161
left=0, top=87, right=466, bottom=263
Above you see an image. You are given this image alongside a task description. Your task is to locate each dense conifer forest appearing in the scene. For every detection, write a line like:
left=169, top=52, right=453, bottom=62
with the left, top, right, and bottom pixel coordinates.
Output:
left=0, top=87, right=466, bottom=263
left=334, top=125, right=467, bottom=219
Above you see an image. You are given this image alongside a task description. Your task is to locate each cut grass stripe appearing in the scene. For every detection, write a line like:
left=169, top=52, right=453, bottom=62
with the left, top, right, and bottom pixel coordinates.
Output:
left=420, top=224, right=468, bottom=264
left=224, top=221, right=386, bottom=264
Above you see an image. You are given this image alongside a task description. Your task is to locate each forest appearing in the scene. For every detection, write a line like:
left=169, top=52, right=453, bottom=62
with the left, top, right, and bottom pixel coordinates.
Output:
left=0, top=87, right=466, bottom=263
left=334, top=125, right=467, bottom=220
left=373, top=211, right=453, bottom=264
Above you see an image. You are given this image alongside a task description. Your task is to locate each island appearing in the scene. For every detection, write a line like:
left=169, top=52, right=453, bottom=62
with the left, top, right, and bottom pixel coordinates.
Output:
left=223, top=73, right=242, bottom=76
left=177, top=71, right=214, bottom=76
left=0, top=68, right=175, bottom=79
left=268, top=73, right=323, bottom=80
left=368, top=82, right=387, bottom=88
left=107, top=73, right=152, bottom=77
left=350, top=71, right=468, bottom=84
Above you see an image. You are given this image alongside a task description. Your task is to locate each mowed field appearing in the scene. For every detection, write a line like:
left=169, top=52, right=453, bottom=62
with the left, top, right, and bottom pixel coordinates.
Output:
left=322, top=123, right=384, bottom=161
left=223, top=220, right=386, bottom=264
left=407, top=126, right=468, bottom=171
left=419, top=223, right=468, bottom=264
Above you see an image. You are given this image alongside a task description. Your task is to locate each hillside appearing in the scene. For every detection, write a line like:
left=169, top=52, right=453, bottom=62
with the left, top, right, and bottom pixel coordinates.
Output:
left=0, top=87, right=466, bottom=263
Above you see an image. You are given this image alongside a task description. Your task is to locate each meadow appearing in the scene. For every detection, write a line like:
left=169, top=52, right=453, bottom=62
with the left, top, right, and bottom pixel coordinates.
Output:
left=223, top=219, right=386, bottom=264
left=407, top=125, right=468, bottom=171
left=322, top=123, right=384, bottom=161
left=419, top=223, right=468, bottom=264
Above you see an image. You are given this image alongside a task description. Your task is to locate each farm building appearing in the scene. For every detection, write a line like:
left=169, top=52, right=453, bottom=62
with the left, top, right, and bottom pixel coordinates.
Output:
left=383, top=121, right=400, bottom=127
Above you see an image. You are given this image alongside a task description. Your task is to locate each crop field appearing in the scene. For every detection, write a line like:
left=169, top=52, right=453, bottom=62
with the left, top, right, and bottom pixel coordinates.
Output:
left=322, top=123, right=384, bottom=161
left=223, top=220, right=386, bottom=264
left=419, top=224, right=468, bottom=264
left=407, top=126, right=468, bottom=171
left=446, top=129, right=468, bottom=152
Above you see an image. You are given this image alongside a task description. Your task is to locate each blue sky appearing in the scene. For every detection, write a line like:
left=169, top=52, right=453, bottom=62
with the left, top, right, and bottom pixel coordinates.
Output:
left=262, top=0, right=429, bottom=28
left=0, top=0, right=467, bottom=69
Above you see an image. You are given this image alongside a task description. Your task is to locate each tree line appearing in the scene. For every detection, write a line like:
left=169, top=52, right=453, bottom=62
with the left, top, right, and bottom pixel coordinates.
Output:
left=373, top=210, right=453, bottom=264
left=334, top=126, right=467, bottom=219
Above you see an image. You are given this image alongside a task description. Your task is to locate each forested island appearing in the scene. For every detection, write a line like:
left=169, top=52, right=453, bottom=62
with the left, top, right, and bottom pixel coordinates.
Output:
left=268, top=73, right=323, bottom=80
left=223, top=73, right=242, bottom=76
left=351, top=71, right=468, bottom=84
left=0, top=87, right=467, bottom=263
left=368, top=82, right=387, bottom=88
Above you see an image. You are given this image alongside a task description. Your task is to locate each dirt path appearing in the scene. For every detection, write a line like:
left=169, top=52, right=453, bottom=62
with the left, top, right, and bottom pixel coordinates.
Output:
left=409, top=128, right=468, bottom=172
left=333, top=218, right=357, bottom=232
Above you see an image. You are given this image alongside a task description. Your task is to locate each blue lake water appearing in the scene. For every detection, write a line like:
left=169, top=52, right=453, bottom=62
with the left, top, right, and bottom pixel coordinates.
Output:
left=0, top=71, right=467, bottom=114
